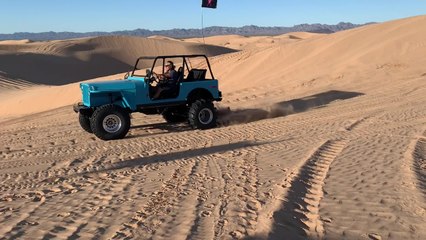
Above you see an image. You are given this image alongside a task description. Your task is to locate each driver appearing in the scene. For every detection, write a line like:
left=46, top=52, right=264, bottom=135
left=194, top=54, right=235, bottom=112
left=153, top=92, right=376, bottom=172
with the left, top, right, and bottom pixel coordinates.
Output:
left=152, top=61, right=178, bottom=99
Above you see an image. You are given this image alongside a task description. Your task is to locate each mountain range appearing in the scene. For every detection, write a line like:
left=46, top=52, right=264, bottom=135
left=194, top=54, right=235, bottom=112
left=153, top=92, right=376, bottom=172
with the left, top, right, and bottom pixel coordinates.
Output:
left=0, top=22, right=372, bottom=41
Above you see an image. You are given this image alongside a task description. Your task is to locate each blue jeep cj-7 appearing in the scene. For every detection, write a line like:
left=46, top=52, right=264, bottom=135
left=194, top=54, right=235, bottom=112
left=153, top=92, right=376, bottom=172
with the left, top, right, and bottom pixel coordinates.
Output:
left=73, top=54, right=222, bottom=140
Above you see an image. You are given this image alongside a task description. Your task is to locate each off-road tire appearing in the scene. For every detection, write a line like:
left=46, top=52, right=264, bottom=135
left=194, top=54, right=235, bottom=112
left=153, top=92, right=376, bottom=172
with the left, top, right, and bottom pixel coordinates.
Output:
left=79, top=113, right=93, bottom=133
left=188, top=100, right=217, bottom=129
left=162, top=108, right=187, bottom=123
left=90, top=104, right=130, bottom=140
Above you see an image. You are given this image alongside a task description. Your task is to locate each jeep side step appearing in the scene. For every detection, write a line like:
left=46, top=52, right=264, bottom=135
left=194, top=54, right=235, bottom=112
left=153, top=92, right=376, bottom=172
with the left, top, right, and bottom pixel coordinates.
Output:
left=136, top=101, right=187, bottom=111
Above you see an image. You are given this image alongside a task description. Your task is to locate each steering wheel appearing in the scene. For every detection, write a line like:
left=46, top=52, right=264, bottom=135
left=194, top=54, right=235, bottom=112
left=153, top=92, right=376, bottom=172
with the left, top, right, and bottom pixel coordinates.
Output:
left=149, top=72, right=160, bottom=84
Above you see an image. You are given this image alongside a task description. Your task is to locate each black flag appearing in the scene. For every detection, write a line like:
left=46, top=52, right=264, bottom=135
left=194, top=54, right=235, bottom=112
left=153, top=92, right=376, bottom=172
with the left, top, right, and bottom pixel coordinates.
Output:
left=202, top=0, right=217, bottom=9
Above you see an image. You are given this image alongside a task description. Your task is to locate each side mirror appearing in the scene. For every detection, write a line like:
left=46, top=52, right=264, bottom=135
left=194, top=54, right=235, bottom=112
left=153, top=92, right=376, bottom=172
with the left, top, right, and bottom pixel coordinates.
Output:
left=124, top=71, right=130, bottom=79
left=146, top=69, right=151, bottom=77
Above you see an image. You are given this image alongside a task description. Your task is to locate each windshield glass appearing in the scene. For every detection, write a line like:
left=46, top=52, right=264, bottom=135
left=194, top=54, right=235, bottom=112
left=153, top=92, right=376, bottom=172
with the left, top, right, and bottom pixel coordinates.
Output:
left=132, top=58, right=152, bottom=77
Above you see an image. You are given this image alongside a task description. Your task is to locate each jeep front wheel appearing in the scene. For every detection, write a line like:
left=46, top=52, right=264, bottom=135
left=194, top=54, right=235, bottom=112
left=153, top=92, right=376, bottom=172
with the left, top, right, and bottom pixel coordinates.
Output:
left=188, top=100, right=217, bottom=129
left=90, top=104, right=130, bottom=140
left=79, top=113, right=93, bottom=133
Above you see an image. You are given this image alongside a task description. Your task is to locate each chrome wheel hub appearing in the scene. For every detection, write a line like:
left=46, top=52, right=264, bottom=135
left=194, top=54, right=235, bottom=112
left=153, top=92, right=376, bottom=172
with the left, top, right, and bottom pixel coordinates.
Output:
left=198, top=108, right=213, bottom=125
left=102, top=114, right=122, bottom=133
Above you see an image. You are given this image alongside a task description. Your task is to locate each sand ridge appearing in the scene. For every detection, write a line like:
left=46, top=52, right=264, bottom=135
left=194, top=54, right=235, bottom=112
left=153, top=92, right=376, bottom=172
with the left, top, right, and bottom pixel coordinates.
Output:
left=183, top=32, right=323, bottom=51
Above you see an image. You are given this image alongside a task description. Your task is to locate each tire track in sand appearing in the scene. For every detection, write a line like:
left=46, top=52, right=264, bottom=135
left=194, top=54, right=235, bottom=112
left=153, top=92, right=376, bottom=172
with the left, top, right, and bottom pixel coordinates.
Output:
left=411, top=136, right=426, bottom=197
left=268, top=139, right=347, bottom=240
left=343, top=117, right=369, bottom=132
left=0, top=170, right=140, bottom=239
left=187, top=151, right=261, bottom=240
left=110, top=159, right=197, bottom=239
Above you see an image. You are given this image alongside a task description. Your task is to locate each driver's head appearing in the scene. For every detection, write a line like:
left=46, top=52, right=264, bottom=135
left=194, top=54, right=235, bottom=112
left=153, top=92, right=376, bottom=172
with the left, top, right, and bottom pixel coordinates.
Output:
left=165, top=61, right=175, bottom=70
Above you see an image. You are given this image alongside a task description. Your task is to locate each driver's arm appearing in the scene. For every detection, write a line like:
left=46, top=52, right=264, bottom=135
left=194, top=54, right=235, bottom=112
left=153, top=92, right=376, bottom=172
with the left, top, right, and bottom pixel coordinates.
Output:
left=162, top=71, right=172, bottom=80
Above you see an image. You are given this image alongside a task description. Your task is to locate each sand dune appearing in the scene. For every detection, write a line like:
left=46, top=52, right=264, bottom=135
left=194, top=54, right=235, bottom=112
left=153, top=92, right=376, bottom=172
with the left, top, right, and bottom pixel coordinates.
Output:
left=0, top=72, right=125, bottom=120
left=0, top=39, right=32, bottom=45
left=0, top=35, right=235, bottom=85
left=0, top=15, right=425, bottom=239
left=147, top=35, right=183, bottom=41
left=184, top=32, right=322, bottom=50
left=0, top=71, right=35, bottom=91
left=211, top=16, right=426, bottom=95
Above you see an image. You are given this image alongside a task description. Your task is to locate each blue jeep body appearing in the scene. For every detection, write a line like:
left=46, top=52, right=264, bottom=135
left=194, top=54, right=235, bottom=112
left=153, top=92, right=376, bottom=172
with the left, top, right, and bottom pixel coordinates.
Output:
left=79, top=76, right=221, bottom=111
left=74, top=55, right=222, bottom=140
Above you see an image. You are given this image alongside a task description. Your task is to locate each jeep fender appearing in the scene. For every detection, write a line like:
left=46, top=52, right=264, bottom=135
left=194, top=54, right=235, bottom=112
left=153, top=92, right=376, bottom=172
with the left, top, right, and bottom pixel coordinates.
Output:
left=187, top=88, right=214, bottom=103
left=88, top=92, right=132, bottom=112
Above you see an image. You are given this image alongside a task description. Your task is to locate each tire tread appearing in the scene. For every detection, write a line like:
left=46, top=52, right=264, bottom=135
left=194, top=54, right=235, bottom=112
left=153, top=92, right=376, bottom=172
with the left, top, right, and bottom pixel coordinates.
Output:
left=90, top=104, right=130, bottom=140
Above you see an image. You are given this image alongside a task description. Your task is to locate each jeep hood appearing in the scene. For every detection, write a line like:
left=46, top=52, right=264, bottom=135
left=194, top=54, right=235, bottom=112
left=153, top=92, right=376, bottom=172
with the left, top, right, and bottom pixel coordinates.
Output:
left=81, top=80, right=135, bottom=93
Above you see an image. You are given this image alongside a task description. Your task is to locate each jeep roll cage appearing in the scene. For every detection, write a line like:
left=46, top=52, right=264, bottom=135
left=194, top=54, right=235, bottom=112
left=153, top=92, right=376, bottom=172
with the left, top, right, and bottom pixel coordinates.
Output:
left=131, top=54, right=215, bottom=80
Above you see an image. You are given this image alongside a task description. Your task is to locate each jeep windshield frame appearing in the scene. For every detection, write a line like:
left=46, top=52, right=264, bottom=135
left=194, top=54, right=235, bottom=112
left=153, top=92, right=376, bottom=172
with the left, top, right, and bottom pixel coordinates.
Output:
left=131, top=54, right=215, bottom=80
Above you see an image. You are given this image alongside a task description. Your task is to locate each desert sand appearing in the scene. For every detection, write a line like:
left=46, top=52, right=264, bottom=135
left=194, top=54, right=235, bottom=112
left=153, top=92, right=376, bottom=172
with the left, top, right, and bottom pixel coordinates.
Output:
left=0, top=15, right=425, bottom=239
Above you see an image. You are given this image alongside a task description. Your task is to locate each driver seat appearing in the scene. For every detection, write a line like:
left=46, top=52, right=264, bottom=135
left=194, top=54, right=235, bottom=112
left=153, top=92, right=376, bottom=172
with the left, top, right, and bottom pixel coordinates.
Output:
left=158, top=67, right=183, bottom=99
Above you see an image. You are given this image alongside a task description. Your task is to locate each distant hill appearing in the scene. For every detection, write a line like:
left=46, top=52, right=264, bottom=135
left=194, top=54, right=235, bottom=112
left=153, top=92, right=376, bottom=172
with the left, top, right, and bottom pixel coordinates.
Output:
left=0, top=22, right=372, bottom=41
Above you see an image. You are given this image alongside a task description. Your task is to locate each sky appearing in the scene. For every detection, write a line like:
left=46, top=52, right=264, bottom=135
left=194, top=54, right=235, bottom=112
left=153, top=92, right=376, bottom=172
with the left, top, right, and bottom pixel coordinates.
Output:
left=0, top=0, right=425, bottom=34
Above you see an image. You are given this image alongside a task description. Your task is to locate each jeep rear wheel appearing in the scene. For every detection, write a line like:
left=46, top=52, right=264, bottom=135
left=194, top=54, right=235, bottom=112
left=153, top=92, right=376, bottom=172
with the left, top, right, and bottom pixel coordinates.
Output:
left=90, top=104, right=130, bottom=140
left=79, top=113, right=92, bottom=133
left=188, top=100, right=217, bottom=129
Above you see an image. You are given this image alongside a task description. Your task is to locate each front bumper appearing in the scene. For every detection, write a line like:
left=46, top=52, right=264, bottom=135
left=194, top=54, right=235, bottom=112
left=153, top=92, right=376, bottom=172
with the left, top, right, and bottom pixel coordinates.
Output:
left=216, top=91, right=222, bottom=101
left=73, top=102, right=92, bottom=115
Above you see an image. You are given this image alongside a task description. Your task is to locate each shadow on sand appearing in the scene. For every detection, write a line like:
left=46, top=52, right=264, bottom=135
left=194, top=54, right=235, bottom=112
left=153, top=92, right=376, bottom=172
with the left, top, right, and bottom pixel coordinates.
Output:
left=128, top=122, right=192, bottom=138
left=71, top=140, right=273, bottom=178
left=0, top=52, right=132, bottom=85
